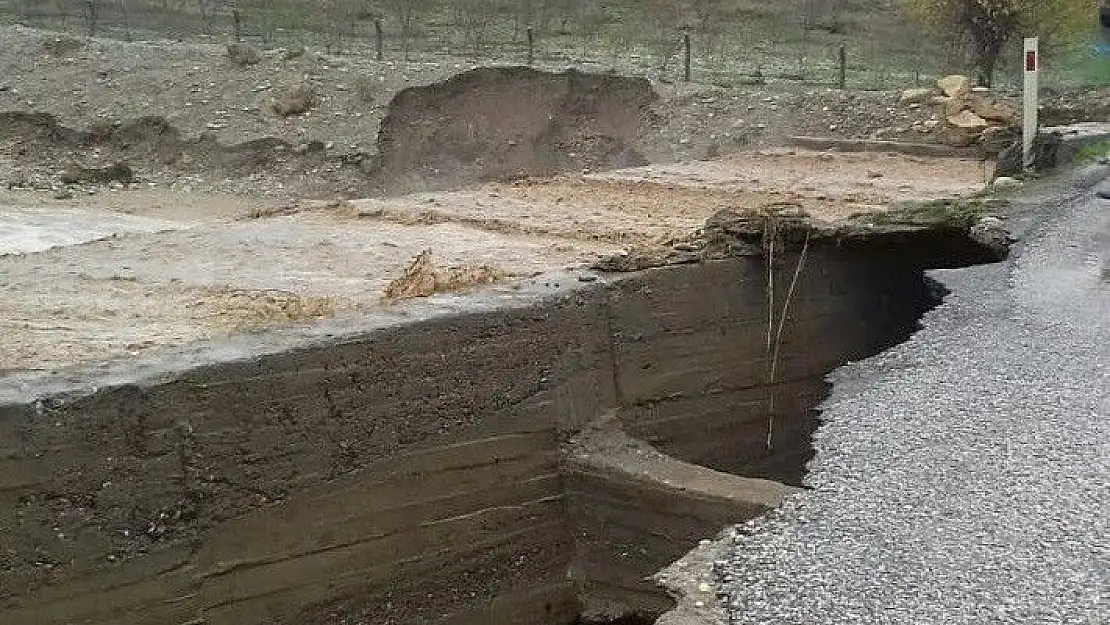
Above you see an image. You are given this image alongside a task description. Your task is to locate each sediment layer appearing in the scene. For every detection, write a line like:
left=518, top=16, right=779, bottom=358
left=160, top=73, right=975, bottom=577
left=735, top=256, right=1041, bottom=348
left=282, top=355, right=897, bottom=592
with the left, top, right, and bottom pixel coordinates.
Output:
left=0, top=239, right=950, bottom=624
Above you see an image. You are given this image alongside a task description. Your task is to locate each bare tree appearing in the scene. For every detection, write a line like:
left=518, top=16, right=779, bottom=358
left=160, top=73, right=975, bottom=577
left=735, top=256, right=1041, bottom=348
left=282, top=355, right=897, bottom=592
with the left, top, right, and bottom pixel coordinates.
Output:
left=195, top=0, right=210, bottom=32
left=901, top=0, right=1096, bottom=86
left=120, top=0, right=134, bottom=40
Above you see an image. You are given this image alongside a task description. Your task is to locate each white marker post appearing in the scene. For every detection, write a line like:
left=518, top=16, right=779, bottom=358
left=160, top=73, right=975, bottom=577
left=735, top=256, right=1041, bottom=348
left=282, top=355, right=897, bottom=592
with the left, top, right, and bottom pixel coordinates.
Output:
left=1023, top=37, right=1039, bottom=169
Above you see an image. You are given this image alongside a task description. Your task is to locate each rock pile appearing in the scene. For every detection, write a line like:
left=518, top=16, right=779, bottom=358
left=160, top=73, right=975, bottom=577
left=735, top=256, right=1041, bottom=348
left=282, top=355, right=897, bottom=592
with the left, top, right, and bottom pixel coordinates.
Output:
left=900, top=74, right=1019, bottom=151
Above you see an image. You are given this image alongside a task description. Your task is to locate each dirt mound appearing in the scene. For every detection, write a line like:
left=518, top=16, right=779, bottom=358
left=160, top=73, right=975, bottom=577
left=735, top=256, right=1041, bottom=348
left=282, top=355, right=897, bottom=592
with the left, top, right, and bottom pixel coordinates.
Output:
left=0, top=112, right=184, bottom=152
left=367, top=67, right=657, bottom=195
left=0, top=111, right=86, bottom=144
left=383, top=249, right=504, bottom=300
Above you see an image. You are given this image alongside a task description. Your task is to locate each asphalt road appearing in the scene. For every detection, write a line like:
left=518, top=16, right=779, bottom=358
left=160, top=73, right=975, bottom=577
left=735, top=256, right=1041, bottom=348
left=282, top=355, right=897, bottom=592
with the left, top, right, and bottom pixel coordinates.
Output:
left=719, top=176, right=1109, bottom=624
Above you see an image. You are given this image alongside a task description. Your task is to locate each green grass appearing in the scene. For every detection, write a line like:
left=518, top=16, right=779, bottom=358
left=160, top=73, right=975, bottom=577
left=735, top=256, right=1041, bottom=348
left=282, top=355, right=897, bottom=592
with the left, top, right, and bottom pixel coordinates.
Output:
left=994, top=28, right=1110, bottom=91
left=1054, top=45, right=1110, bottom=89
left=1074, top=138, right=1110, bottom=163
left=849, top=197, right=1009, bottom=229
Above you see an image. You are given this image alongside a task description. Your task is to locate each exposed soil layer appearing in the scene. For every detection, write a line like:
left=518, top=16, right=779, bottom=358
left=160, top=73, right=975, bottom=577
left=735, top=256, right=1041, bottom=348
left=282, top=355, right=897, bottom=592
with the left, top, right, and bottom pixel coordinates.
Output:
left=368, top=67, right=657, bottom=195
left=0, top=224, right=954, bottom=624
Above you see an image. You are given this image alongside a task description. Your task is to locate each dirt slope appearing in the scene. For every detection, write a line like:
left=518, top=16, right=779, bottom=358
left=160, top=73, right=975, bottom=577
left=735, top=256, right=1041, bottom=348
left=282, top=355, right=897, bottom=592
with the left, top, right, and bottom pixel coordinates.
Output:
left=0, top=24, right=969, bottom=202
left=369, top=67, right=656, bottom=194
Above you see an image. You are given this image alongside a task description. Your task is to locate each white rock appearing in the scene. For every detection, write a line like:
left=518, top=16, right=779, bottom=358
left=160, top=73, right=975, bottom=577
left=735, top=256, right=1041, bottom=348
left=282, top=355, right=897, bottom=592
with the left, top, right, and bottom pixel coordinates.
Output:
left=947, top=109, right=989, bottom=132
left=937, top=74, right=972, bottom=98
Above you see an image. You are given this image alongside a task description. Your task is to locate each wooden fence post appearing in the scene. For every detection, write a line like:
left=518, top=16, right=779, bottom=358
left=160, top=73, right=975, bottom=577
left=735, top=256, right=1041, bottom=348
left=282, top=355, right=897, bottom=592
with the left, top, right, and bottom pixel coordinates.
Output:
left=375, top=18, right=384, bottom=61
left=233, top=9, right=242, bottom=42
left=838, top=45, right=847, bottom=89
left=84, top=0, right=98, bottom=36
left=527, top=26, right=534, bottom=66
left=683, top=30, right=692, bottom=83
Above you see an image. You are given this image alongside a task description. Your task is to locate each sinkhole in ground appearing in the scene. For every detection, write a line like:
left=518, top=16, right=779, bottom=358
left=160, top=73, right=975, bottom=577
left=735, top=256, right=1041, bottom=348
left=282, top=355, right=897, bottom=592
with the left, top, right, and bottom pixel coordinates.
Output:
left=1, top=226, right=994, bottom=625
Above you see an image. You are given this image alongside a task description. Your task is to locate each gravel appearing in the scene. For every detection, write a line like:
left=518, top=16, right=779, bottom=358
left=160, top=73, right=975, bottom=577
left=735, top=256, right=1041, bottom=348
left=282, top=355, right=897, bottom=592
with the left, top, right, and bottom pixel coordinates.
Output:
left=718, top=179, right=1110, bottom=624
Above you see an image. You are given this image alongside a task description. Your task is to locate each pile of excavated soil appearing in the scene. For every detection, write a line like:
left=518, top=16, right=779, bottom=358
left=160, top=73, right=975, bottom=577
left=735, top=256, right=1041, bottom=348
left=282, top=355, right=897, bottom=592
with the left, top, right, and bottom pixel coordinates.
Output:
left=368, top=67, right=656, bottom=195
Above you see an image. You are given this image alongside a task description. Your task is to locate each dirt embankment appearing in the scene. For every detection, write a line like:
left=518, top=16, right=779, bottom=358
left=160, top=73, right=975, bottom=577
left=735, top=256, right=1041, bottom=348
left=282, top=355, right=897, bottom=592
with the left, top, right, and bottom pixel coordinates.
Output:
left=0, top=66, right=665, bottom=201
left=2, top=111, right=267, bottom=167
left=0, top=228, right=950, bottom=625
left=0, top=110, right=361, bottom=200
left=367, top=67, right=658, bottom=195
left=1, top=24, right=1018, bottom=202
left=2, top=64, right=670, bottom=200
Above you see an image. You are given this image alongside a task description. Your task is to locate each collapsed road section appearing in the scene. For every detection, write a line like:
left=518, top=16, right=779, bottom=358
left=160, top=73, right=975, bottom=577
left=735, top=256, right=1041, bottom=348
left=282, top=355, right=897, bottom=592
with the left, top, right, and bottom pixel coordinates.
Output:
left=0, top=155, right=1010, bottom=625
left=0, top=59, right=1014, bottom=623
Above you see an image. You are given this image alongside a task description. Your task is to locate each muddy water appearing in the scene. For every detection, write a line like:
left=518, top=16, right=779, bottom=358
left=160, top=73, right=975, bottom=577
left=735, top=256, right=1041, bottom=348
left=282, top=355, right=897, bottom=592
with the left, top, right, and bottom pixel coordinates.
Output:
left=0, top=205, right=178, bottom=254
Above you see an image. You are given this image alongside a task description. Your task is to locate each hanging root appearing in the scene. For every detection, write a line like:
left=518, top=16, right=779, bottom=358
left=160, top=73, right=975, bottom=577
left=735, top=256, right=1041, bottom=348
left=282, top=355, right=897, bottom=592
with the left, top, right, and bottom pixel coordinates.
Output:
left=765, top=215, right=776, bottom=355
left=763, top=214, right=777, bottom=448
left=764, top=227, right=811, bottom=451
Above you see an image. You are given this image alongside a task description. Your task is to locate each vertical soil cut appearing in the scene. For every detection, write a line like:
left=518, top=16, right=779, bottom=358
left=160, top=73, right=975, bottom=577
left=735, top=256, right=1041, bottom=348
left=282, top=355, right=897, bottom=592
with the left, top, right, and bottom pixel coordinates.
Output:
left=0, top=223, right=995, bottom=625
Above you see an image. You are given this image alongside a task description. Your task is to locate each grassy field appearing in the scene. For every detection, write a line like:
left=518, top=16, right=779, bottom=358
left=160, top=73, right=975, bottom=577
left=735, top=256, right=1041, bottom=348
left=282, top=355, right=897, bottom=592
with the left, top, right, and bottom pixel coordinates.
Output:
left=0, top=0, right=1106, bottom=92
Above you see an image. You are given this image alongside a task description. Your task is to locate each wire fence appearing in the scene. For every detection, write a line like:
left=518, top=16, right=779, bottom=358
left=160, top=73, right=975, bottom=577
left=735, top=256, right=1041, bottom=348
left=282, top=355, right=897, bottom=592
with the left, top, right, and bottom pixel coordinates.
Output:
left=0, top=0, right=1101, bottom=93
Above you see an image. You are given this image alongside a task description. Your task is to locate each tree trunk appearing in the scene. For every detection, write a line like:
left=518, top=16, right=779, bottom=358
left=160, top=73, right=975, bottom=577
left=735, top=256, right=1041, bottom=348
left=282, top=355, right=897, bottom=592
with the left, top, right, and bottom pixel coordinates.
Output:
left=965, top=0, right=1013, bottom=89
left=401, top=8, right=413, bottom=61
left=84, top=1, right=98, bottom=36
left=974, top=40, right=1003, bottom=88
left=977, top=60, right=993, bottom=87
left=196, top=0, right=209, bottom=33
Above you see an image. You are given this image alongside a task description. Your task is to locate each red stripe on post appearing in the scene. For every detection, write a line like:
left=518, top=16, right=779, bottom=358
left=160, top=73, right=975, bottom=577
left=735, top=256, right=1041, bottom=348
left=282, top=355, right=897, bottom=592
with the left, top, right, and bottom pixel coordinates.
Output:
left=1026, top=51, right=1037, bottom=72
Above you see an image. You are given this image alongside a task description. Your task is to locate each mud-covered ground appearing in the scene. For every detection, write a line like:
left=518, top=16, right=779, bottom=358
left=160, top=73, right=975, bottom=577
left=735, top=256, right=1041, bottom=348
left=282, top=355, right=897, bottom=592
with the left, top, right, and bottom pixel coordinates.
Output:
left=354, top=149, right=988, bottom=247
left=0, top=148, right=986, bottom=372
left=0, top=22, right=1096, bottom=625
